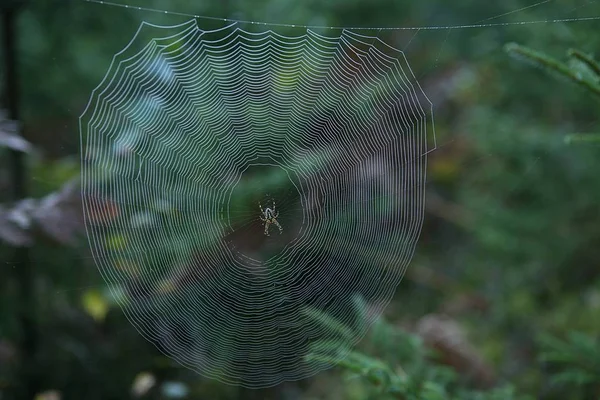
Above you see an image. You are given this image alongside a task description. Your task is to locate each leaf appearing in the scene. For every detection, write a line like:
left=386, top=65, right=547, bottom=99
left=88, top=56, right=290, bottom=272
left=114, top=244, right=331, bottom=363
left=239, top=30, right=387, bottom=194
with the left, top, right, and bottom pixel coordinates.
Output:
left=564, top=133, right=600, bottom=144
left=302, top=306, right=356, bottom=343
left=34, top=391, right=61, bottom=400
left=107, top=234, right=127, bottom=250
left=32, top=179, right=82, bottom=244
left=0, top=110, right=33, bottom=153
left=131, top=372, right=156, bottom=398
left=81, top=289, right=109, bottom=322
left=161, top=382, right=189, bottom=399
left=86, top=196, right=120, bottom=224
left=568, top=49, right=600, bottom=78
left=0, top=202, right=35, bottom=246
left=0, top=178, right=83, bottom=247
left=550, top=370, right=596, bottom=387
left=416, top=314, right=496, bottom=389
left=504, top=43, right=600, bottom=97
left=539, top=331, right=600, bottom=391
left=419, top=381, right=448, bottom=400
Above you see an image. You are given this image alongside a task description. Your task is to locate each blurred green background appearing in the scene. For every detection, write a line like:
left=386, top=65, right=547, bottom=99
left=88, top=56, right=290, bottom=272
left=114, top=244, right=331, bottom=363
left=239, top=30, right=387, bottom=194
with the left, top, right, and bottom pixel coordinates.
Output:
left=1, top=0, right=600, bottom=399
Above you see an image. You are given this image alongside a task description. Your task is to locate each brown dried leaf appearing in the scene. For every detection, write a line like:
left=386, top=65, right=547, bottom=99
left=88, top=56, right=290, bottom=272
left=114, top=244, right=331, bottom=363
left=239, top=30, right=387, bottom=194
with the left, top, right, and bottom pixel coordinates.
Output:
left=442, top=293, right=490, bottom=315
left=0, top=178, right=84, bottom=246
left=416, top=313, right=496, bottom=388
left=32, top=179, right=83, bottom=245
left=0, top=202, right=35, bottom=246
left=0, top=339, right=17, bottom=365
left=86, top=196, right=120, bottom=224
left=0, top=110, right=32, bottom=153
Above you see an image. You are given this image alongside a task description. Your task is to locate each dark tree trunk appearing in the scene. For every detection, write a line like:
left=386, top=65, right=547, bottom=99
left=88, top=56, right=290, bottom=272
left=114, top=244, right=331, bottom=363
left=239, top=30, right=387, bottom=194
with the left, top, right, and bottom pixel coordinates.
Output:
left=2, top=3, right=39, bottom=399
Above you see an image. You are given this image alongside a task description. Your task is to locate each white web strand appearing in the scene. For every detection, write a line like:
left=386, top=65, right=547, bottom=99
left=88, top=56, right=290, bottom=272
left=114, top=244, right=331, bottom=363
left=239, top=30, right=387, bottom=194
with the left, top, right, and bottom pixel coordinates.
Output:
left=80, top=21, right=433, bottom=387
left=84, top=0, right=600, bottom=30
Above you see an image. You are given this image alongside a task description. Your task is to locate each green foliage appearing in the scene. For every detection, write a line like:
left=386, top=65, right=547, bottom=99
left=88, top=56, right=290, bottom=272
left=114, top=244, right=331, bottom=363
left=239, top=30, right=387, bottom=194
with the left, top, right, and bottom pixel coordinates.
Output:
left=539, top=332, right=600, bottom=397
left=504, top=43, right=600, bottom=145
left=304, top=302, right=533, bottom=400
left=504, top=43, right=600, bottom=97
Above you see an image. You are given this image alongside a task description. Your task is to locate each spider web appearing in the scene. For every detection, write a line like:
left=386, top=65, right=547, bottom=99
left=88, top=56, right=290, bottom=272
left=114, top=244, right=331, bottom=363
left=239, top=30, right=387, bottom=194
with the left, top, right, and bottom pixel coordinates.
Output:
left=80, top=19, right=433, bottom=387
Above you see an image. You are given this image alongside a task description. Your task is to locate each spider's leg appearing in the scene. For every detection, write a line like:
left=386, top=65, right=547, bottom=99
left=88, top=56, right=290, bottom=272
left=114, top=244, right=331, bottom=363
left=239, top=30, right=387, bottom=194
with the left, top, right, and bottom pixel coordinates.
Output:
left=264, top=221, right=271, bottom=236
left=273, top=218, right=283, bottom=232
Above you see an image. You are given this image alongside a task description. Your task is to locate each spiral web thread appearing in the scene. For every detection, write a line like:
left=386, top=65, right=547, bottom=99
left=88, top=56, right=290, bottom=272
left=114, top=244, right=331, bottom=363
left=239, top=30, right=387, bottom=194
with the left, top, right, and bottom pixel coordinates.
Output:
left=80, top=20, right=435, bottom=387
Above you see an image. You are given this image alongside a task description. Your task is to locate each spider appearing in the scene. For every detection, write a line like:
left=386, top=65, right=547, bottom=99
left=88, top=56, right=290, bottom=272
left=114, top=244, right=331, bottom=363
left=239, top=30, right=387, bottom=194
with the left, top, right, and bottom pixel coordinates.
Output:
left=259, top=201, right=283, bottom=236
